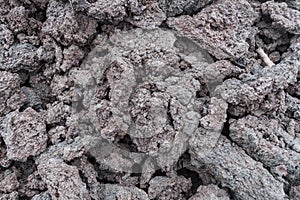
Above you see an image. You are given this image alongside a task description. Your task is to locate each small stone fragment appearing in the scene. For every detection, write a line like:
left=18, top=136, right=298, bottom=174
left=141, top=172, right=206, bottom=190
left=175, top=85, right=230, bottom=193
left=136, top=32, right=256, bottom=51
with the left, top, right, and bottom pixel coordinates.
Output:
left=189, top=184, right=230, bottom=200
left=42, top=0, right=97, bottom=46
left=167, top=0, right=260, bottom=60
left=0, top=108, right=47, bottom=161
left=0, top=191, right=19, bottom=200
left=148, top=176, right=191, bottom=200
left=31, top=192, right=52, bottom=200
left=0, top=71, right=26, bottom=116
left=100, top=184, right=149, bottom=200
left=0, top=169, right=19, bottom=193
left=37, top=158, right=91, bottom=200
left=190, top=136, right=285, bottom=200
left=262, top=1, right=300, bottom=34
left=290, top=185, right=300, bottom=200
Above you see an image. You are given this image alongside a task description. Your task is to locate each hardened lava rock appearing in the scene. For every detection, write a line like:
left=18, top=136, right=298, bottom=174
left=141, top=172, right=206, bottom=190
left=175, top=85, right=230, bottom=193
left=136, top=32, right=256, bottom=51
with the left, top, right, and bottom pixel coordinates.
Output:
left=0, top=71, right=26, bottom=116
left=99, top=184, right=149, bottom=199
left=167, top=0, right=260, bottom=60
left=70, top=0, right=213, bottom=28
left=1, top=0, right=300, bottom=199
left=37, top=158, right=91, bottom=200
left=230, top=115, right=300, bottom=183
left=42, top=0, right=97, bottom=46
left=191, top=136, right=285, bottom=200
left=0, top=169, right=19, bottom=193
left=72, top=28, right=215, bottom=172
left=147, top=175, right=192, bottom=200
left=0, top=108, right=47, bottom=162
left=262, top=1, right=300, bottom=34
left=189, top=184, right=230, bottom=200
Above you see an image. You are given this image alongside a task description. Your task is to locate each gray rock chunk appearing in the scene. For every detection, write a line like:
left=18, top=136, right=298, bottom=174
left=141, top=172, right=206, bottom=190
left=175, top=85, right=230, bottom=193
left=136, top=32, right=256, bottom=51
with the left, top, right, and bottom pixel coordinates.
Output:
left=285, top=94, right=300, bottom=120
left=0, top=71, right=26, bottom=116
left=75, top=156, right=102, bottom=199
left=60, top=45, right=85, bottom=72
left=23, top=171, right=47, bottom=198
left=100, top=184, right=149, bottom=200
left=215, top=57, right=298, bottom=116
left=230, top=115, right=300, bottom=183
left=148, top=176, right=191, bottom=200
left=0, top=169, right=19, bottom=193
left=46, top=101, right=71, bottom=125
left=0, top=191, right=18, bottom=200
left=71, top=0, right=165, bottom=28
left=0, top=108, right=47, bottom=161
left=42, top=0, right=97, bottom=46
left=158, top=0, right=213, bottom=17
left=262, top=1, right=300, bottom=34
left=32, top=192, right=52, bottom=200
left=4, top=6, right=36, bottom=34
left=189, top=98, right=227, bottom=161
left=47, top=126, right=67, bottom=145
left=0, top=44, right=41, bottom=72
left=189, top=184, right=230, bottom=200
left=190, top=136, right=285, bottom=200
left=127, top=0, right=166, bottom=29
left=88, top=0, right=127, bottom=23
left=167, top=0, right=260, bottom=60
left=37, top=158, right=91, bottom=200
left=0, top=24, right=14, bottom=48
left=74, top=28, right=214, bottom=173
left=290, top=185, right=300, bottom=200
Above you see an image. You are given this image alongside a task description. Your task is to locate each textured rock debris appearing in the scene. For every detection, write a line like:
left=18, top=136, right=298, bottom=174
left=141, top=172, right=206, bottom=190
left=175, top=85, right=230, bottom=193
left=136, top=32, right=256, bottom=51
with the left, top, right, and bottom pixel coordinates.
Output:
left=0, top=0, right=300, bottom=199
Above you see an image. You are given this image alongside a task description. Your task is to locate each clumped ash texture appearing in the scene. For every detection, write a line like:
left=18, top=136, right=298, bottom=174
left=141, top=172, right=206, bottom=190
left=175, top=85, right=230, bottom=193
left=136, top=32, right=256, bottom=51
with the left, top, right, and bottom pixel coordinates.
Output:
left=0, top=0, right=300, bottom=200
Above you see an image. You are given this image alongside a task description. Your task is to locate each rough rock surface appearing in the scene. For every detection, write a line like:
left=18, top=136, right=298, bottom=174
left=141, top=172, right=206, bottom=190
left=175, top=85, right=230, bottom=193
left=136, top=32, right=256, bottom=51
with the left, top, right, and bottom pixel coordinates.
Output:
left=0, top=0, right=299, bottom=199
left=37, top=158, right=91, bottom=200
left=0, top=71, right=26, bottom=116
left=73, top=28, right=214, bottom=172
left=167, top=0, right=260, bottom=60
left=0, top=108, right=47, bottom=161
left=0, top=169, right=19, bottom=193
left=191, top=136, right=285, bottom=200
left=262, top=1, right=300, bottom=34
left=148, top=176, right=191, bottom=200
left=42, top=0, right=97, bottom=46
left=100, top=184, right=149, bottom=199
left=189, top=184, right=230, bottom=200
left=230, top=115, right=300, bottom=183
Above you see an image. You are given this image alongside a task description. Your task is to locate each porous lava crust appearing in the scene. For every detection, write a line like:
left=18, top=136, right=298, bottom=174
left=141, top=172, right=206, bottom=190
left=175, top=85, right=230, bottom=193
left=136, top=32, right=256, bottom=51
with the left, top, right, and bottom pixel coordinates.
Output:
left=0, top=0, right=299, bottom=199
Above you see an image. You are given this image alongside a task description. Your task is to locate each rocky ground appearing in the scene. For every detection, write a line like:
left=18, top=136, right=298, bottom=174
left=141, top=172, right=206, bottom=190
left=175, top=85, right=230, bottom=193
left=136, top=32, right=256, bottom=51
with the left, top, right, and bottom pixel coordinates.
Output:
left=0, top=0, right=300, bottom=199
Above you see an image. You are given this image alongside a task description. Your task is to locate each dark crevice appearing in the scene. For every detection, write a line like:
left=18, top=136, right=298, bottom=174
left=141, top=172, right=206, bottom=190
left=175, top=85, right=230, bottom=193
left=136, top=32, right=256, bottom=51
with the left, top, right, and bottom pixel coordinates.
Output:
left=14, top=157, right=37, bottom=183
left=85, top=152, right=120, bottom=184
left=220, top=117, right=231, bottom=140
left=167, top=99, right=175, bottom=129
left=153, top=169, right=167, bottom=177
left=117, top=134, right=138, bottom=153
left=196, top=82, right=210, bottom=98
left=217, top=184, right=237, bottom=200
left=18, top=70, right=31, bottom=87
left=177, top=167, right=202, bottom=197
left=232, top=57, right=247, bottom=69
left=286, top=85, right=300, bottom=99
left=159, top=19, right=169, bottom=29
left=284, top=180, right=292, bottom=196
left=206, top=51, right=219, bottom=62
left=79, top=170, right=90, bottom=190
